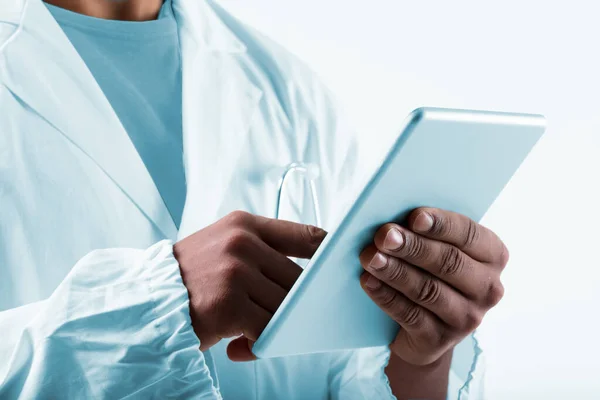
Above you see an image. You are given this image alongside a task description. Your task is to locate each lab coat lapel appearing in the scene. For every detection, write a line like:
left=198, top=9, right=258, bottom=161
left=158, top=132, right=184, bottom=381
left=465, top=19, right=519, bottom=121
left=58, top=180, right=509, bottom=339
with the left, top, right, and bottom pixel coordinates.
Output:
left=174, top=0, right=263, bottom=237
left=0, top=0, right=178, bottom=239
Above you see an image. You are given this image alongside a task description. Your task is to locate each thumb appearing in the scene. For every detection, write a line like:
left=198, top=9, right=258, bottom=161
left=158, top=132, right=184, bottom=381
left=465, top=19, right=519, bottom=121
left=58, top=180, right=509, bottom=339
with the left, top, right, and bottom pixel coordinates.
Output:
left=253, top=215, right=327, bottom=258
left=227, top=337, right=257, bottom=362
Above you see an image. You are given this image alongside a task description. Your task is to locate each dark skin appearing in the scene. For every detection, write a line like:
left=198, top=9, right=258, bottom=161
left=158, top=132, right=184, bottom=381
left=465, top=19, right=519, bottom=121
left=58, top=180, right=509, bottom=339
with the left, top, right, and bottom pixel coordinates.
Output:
left=46, top=2, right=509, bottom=398
left=359, top=208, right=508, bottom=399
left=45, top=0, right=163, bottom=21
left=175, top=209, right=507, bottom=400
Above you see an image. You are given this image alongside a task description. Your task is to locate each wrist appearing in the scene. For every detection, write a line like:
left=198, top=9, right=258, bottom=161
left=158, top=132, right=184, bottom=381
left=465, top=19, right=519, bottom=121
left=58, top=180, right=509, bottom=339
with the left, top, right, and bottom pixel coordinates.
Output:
left=385, top=349, right=453, bottom=400
left=393, top=348, right=453, bottom=370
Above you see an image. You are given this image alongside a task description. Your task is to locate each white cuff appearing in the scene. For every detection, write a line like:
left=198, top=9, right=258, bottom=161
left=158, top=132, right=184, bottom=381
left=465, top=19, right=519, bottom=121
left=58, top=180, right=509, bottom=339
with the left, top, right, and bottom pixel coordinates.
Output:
left=15, top=240, right=221, bottom=399
left=447, top=332, right=485, bottom=400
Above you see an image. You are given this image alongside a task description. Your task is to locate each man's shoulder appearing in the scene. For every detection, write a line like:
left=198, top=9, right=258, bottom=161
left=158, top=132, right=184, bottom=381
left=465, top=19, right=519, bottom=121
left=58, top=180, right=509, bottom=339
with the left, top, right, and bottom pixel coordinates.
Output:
left=208, top=1, right=332, bottom=110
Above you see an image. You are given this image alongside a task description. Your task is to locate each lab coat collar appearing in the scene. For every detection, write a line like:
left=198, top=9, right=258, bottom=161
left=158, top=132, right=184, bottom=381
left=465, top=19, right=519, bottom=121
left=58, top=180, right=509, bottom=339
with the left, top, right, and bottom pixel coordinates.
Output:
left=173, top=0, right=264, bottom=237
left=0, top=0, right=178, bottom=239
left=172, top=0, right=247, bottom=53
left=0, top=0, right=263, bottom=240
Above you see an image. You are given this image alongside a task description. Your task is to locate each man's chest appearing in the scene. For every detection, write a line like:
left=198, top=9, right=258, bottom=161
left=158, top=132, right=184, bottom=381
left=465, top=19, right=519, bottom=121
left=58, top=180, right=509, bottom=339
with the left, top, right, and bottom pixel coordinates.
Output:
left=0, top=88, right=313, bottom=307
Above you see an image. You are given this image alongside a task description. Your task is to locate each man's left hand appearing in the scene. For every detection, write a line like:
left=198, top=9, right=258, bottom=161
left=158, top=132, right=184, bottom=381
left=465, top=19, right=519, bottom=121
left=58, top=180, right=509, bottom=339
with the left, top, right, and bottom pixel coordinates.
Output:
left=359, top=207, right=508, bottom=366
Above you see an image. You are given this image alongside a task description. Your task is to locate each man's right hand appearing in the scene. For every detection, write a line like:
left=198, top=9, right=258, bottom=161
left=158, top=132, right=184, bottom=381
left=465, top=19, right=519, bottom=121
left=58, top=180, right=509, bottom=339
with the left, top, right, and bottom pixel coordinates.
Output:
left=173, top=211, right=326, bottom=361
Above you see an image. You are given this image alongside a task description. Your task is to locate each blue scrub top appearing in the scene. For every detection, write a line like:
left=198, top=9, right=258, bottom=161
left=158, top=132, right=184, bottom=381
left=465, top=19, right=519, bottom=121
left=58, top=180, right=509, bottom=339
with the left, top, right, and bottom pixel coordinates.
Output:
left=46, top=0, right=187, bottom=229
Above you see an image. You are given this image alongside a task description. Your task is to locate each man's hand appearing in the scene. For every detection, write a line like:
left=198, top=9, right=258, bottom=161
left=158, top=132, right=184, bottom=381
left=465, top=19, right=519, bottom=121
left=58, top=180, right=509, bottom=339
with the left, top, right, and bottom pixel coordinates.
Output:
left=174, top=211, right=326, bottom=361
left=359, top=207, right=508, bottom=366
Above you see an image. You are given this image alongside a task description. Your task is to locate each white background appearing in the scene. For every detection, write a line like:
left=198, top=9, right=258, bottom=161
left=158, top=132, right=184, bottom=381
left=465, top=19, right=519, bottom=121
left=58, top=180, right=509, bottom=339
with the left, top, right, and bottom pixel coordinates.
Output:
left=220, top=1, right=600, bottom=398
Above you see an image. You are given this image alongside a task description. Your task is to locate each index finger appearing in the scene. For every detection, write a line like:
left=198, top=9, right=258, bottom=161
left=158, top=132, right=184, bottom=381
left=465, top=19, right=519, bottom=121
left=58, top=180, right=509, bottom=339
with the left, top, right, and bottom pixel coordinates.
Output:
left=252, top=214, right=327, bottom=259
left=407, top=208, right=508, bottom=264
left=252, top=237, right=304, bottom=290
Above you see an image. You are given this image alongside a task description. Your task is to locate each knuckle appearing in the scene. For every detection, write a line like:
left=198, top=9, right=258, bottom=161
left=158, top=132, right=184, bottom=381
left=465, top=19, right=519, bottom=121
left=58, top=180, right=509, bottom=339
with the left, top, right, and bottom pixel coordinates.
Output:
left=439, top=246, right=464, bottom=277
left=485, top=280, right=505, bottom=307
left=225, top=210, right=253, bottom=227
left=222, top=229, right=253, bottom=254
left=416, top=277, right=442, bottom=306
left=385, top=259, right=409, bottom=284
left=377, top=288, right=398, bottom=309
left=221, top=259, right=251, bottom=283
left=398, top=303, right=424, bottom=328
left=461, top=307, right=484, bottom=333
left=429, top=213, right=449, bottom=237
left=404, top=234, right=427, bottom=260
left=463, top=220, right=480, bottom=248
left=498, top=243, right=510, bottom=267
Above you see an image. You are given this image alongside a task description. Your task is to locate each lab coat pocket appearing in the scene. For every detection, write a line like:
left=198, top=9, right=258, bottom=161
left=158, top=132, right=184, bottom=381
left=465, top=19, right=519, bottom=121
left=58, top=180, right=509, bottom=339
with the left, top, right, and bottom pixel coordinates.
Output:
left=274, top=163, right=322, bottom=268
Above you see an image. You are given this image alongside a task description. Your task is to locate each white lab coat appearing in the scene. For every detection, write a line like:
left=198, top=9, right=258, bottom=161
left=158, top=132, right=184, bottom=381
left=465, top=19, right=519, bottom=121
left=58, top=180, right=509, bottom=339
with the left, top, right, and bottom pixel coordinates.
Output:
left=0, top=0, right=483, bottom=398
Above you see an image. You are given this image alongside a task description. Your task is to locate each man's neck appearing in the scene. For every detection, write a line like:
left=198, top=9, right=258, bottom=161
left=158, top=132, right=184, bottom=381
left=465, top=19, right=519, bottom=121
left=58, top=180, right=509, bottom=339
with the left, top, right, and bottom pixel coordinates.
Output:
left=44, top=0, right=164, bottom=21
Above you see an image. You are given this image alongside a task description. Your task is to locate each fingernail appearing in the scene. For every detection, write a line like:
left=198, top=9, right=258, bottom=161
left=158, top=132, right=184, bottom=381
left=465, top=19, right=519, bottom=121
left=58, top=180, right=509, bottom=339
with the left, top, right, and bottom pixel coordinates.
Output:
left=384, top=228, right=404, bottom=250
left=413, top=212, right=434, bottom=232
left=365, top=275, right=382, bottom=290
left=369, top=252, right=388, bottom=270
left=308, top=225, right=327, bottom=244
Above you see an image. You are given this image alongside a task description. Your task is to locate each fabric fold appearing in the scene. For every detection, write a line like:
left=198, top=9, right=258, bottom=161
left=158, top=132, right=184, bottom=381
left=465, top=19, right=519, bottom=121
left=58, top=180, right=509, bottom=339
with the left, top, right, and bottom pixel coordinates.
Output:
left=0, top=240, right=221, bottom=400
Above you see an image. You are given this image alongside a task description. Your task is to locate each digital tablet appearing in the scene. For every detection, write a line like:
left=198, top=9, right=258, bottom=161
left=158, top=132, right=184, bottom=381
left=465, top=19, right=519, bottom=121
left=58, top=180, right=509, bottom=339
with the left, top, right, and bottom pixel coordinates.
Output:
left=253, top=107, right=546, bottom=359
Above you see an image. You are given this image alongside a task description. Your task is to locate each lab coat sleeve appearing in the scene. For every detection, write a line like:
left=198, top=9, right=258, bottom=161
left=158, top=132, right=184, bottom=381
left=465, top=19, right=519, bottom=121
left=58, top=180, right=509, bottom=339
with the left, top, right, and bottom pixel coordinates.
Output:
left=0, top=240, right=221, bottom=400
left=328, top=347, right=396, bottom=399
left=328, top=334, right=485, bottom=400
